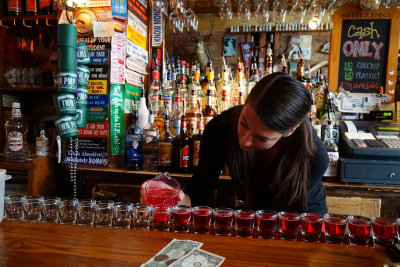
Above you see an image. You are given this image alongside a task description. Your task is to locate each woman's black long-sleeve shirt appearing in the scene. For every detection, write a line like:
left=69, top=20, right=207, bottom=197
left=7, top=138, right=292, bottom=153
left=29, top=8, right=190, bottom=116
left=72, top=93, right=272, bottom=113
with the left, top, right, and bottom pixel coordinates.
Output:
left=186, top=106, right=329, bottom=215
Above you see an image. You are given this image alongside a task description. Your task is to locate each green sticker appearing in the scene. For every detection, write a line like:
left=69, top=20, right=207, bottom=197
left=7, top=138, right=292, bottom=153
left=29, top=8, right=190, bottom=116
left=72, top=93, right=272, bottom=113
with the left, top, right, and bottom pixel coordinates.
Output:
left=125, top=84, right=141, bottom=101
left=88, top=107, right=108, bottom=122
left=110, top=84, right=125, bottom=155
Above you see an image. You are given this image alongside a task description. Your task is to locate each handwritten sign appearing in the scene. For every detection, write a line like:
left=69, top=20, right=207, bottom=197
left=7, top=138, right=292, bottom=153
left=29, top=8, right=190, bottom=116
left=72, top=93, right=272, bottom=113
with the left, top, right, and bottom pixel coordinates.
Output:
left=329, top=3, right=400, bottom=102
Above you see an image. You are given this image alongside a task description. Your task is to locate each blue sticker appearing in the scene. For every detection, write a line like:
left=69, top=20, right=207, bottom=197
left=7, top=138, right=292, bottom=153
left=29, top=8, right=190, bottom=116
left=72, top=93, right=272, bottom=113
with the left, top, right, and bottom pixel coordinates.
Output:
left=64, top=151, right=108, bottom=166
left=112, top=0, right=127, bottom=18
left=90, top=50, right=109, bottom=64
left=87, top=94, right=109, bottom=107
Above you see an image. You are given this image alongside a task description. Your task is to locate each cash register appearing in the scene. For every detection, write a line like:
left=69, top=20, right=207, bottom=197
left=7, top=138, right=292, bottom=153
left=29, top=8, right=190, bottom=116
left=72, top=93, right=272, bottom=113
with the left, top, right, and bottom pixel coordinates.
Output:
left=339, top=111, right=400, bottom=186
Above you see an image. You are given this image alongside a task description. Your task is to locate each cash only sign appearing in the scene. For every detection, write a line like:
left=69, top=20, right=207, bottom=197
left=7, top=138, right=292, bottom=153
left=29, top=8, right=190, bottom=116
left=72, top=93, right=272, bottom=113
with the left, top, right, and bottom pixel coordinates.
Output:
left=328, top=2, right=400, bottom=102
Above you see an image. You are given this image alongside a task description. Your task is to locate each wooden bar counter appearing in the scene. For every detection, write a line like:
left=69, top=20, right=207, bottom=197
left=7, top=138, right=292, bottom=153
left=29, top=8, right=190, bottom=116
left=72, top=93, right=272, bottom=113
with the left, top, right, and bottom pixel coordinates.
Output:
left=0, top=221, right=393, bottom=266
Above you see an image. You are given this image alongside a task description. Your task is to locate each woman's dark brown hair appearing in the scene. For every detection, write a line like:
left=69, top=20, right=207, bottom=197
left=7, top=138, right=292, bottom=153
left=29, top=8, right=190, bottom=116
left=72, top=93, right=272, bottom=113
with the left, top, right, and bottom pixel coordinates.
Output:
left=228, top=72, right=314, bottom=211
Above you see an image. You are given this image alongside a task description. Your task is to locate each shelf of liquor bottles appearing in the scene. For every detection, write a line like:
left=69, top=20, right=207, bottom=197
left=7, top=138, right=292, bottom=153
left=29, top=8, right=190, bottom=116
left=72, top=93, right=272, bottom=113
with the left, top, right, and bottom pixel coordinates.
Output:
left=0, top=14, right=57, bottom=21
left=0, top=86, right=57, bottom=92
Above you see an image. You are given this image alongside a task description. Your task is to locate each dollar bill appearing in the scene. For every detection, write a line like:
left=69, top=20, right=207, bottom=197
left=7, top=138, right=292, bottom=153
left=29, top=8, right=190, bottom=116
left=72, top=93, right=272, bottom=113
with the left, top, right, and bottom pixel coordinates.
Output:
left=141, top=239, right=203, bottom=267
left=168, top=248, right=225, bottom=267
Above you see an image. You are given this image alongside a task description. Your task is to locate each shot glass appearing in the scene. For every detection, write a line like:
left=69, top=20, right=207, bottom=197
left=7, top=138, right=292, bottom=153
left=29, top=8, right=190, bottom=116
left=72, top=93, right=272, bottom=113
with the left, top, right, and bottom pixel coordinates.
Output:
left=192, top=206, right=213, bottom=234
left=235, top=209, right=256, bottom=238
left=58, top=199, right=77, bottom=224
left=76, top=200, right=96, bottom=226
left=112, top=202, right=133, bottom=229
left=323, top=214, right=348, bottom=244
left=301, top=213, right=323, bottom=242
left=5, top=196, right=24, bottom=221
left=95, top=201, right=114, bottom=227
left=152, top=204, right=172, bottom=231
left=132, top=203, right=152, bottom=230
left=22, top=196, right=44, bottom=222
left=41, top=198, right=60, bottom=223
left=347, top=215, right=372, bottom=246
left=256, top=210, right=277, bottom=239
left=371, top=217, right=396, bottom=246
left=278, top=211, right=300, bottom=241
left=172, top=205, right=192, bottom=232
left=213, top=208, right=234, bottom=236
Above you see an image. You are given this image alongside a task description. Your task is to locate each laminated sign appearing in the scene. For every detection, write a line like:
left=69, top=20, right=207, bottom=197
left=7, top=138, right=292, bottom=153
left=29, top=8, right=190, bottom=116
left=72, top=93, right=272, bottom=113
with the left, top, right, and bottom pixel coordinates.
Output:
left=110, top=84, right=125, bottom=155
left=111, top=33, right=126, bottom=84
left=152, top=10, right=163, bottom=47
left=88, top=80, right=108, bottom=94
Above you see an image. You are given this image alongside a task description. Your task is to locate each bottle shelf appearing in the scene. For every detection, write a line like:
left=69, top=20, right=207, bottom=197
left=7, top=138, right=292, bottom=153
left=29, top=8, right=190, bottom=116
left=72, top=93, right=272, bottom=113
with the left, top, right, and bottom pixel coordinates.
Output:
left=0, top=86, right=57, bottom=92
left=0, top=14, right=57, bottom=21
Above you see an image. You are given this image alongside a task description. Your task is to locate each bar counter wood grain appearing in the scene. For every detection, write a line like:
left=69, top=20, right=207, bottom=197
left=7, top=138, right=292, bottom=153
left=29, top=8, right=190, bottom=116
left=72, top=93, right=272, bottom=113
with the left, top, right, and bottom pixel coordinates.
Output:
left=0, top=221, right=393, bottom=266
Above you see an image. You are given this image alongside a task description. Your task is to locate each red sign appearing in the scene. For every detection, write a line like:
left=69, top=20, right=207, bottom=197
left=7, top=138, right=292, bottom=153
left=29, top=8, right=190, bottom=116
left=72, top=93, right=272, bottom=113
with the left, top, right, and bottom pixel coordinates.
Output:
left=78, top=122, right=109, bottom=138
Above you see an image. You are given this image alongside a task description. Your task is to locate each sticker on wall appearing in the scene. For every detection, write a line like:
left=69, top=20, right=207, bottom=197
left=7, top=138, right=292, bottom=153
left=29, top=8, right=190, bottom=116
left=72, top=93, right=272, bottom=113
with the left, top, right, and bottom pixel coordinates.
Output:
left=126, top=39, right=148, bottom=63
left=89, top=50, right=109, bottom=64
left=112, top=0, right=127, bottom=18
left=111, top=33, right=126, bottom=84
left=88, top=80, right=108, bottom=95
left=125, top=69, right=144, bottom=87
left=110, top=84, right=125, bottom=155
left=152, top=10, right=163, bottom=47
left=93, top=21, right=115, bottom=38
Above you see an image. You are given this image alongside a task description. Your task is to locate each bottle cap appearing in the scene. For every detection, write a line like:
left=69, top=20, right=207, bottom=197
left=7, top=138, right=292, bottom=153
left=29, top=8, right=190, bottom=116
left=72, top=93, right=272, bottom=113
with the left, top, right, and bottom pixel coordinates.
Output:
left=12, top=102, right=20, bottom=108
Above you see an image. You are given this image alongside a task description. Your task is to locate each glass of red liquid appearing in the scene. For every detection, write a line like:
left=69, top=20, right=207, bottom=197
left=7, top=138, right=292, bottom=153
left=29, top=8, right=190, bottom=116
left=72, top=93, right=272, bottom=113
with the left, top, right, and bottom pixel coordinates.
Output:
left=213, top=208, right=234, bottom=236
left=145, top=173, right=180, bottom=206
left=234, top=209, right=256, bottom=238
left=171, top=205, right=191, bottom=232
left=256, top=210, right=277, bottom=239
left=323, top=214, right=347, bottom=244
left=347, top=215, right=371, bottom=246
left=278, top=211, right=300, bottom=241
left=301, top=213, right=323, bottom=242
left=152, top=204, right=172, bottom=231
left=397, top=218, right=400, bottom=244
left=371, top=217, right=396, bottom=246
left=192, top=206, right=212, bottom=234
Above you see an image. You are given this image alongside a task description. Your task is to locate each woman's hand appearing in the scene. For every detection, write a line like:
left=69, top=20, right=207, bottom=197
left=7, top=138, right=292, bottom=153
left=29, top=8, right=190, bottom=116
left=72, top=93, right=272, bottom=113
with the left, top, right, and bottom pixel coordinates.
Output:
left=140, top=180, right=188, bottom=205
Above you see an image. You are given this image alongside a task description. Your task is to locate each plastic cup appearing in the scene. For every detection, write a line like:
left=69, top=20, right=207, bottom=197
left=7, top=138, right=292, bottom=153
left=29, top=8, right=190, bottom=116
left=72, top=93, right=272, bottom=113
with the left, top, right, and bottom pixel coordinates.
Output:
left=213, top=208, right=234, bottom=236
left=278, top=211, right=300, bottom=241
left=301, top=213, right=323, bottom=242
left=323, top=214, right=348, bottom=244
left=256, top=210, right=277, bottom=239
left=145, top=173, right=180, bottom=206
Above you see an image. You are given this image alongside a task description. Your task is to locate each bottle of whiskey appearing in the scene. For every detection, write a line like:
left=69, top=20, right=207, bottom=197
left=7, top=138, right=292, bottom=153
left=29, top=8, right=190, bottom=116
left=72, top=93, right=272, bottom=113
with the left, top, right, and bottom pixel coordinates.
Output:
left=266, top=43, right=273, bottom=75
left=171, top=87, right=183, bottom=137
left=173, top=114, right=192, bottom=173
left=203, top=89, right=217, bottom=126
left=5, top=102, right=29, bottom=161
left=158, top=109, right=174, bottom=172
left=192, top=112, right=205, bottom=171
left=186, top=80, right=199, bottom=138
left=281, top=54, right=288, bottom=73
left=126, top=110, right=144, bottom=170
left=296, top=52, right=306, bottom=84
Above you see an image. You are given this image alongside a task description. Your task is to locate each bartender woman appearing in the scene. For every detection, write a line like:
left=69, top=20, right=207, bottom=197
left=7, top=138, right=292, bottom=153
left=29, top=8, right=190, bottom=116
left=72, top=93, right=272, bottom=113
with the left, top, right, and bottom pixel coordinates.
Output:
left=142, top=72, right=329, bottom=215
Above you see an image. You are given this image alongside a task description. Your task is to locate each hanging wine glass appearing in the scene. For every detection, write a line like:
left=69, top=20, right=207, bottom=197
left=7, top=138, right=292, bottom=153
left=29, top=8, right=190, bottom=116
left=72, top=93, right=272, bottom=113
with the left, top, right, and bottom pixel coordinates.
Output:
left=289, top=2, right=304, bottom=24
left=237, top=1, right=251, bottom=22
left=272, top=0, right=287, bottom=24
left=255, top=1, right=270, bottom=24
left=219, top=1, right=233, bottom=21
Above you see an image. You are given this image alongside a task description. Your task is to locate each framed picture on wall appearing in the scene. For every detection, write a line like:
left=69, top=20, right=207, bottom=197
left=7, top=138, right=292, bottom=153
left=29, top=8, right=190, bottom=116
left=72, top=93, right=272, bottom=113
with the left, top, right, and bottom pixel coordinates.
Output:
left=223, top=36, right=237, bottom=57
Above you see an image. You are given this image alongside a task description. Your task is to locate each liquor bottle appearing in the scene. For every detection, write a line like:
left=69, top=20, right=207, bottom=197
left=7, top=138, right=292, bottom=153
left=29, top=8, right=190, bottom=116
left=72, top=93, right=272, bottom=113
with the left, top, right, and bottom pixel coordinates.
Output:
left=36, top=129, right=49, bottom=157
left=38, top=0, right=53, bottom=14
left=248, top=61, right=258, bottom=95
left=173, top=114, right=192, bottom=173
left=192, top=112, right=205, bottom=171
left=203, top=89, right=216, bottom=126
left=7, top=0, right=23, bottom=15
left=314, top=70, right=326, bottom=119
left=25, top=0, right=38, bottom=15
left=220, top=68, right=231, bottom=112
left=206, top=65, right=218, bottom=111
left=143, top=110, right=159, bottom=170
left=281, top=54, right=288, bottom=73
left=323, top=120, right=339, bottom=178
left=306, top=64, right=313, bottom=91
left=5, top=102, right=29, bottom=161
left=163, top=68, right=174, bottom=114
left=126, top=110, right=144, bottom=170
left=296, top=52, right=306, bottom=84
left=137, top=87, right=150, bottom=129
left=158, top=109, right=174, bottom=172
left=148, top=65, right=161, bottom=111
left=232, top=66, right=244, bottom=107
left=177, top=71, right=188, bottom=112
left=186, top=79, right=199, bottom=137
left=171, top=87, right=183, bottom=137
left=154, top=89, right=165, bottom=133
left=266, top=43, right=273, bottom=75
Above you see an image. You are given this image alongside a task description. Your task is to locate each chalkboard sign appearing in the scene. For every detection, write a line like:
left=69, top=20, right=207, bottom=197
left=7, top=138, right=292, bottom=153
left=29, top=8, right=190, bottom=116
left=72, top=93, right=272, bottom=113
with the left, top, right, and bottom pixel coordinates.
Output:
left=329, top=3, right=400, bottom=102
left=338, top=19, right=389, bottom=93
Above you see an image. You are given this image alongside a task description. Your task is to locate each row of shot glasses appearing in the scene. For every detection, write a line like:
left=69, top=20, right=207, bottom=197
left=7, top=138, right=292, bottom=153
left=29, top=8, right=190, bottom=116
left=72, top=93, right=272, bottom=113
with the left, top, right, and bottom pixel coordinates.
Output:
left=4, top=195, right=400, bottom=247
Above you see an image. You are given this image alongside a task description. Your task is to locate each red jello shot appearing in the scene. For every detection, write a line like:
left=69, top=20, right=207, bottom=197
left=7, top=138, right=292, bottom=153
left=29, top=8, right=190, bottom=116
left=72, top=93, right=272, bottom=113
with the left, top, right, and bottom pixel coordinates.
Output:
left=234, top=209, right=255, bottom=238
left=172, top=205, right=191, bottom=232
left=213, top=208, right=234, bottom=236
left=278, top=211, right=300, bottom=241
left=301, top=213, right=323, bottom=242
left=256, top=210, right=277, bottom=239
left=152, top=204, right=172, bottom=231
left=192, top=206, right=212, bottom=234
left=372, top=217, right=396, bottom=247
left=347, top=215, right=371, bottom=246
left=323, top=214, right=347, bottom=244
